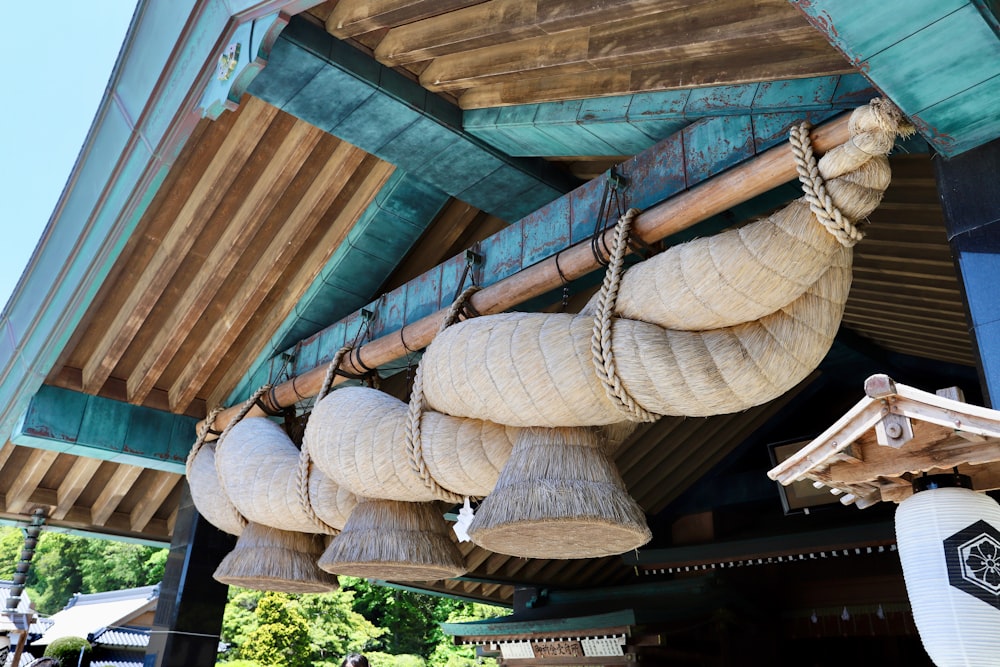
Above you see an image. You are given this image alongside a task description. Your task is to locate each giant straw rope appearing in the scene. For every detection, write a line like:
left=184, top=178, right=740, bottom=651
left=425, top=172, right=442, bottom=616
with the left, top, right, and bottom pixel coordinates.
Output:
left=189, top=100, right=913, bottom=550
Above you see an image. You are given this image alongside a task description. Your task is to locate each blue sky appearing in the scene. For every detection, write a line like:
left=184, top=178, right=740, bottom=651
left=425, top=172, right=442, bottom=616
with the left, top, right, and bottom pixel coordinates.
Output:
left=0, top=2, right=137, bottom=307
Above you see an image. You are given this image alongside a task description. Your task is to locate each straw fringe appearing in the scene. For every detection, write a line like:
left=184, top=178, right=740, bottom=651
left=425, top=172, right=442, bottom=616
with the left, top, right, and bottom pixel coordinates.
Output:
left=213, top=522, right=339, bottom=593
left=318, top=499, right=466, bottom=581
left=469, top=427, right=650, bottom=559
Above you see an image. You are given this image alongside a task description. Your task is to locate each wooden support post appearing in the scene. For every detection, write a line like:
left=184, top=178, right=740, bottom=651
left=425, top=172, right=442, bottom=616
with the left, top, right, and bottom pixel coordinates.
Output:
left=201, top=113, right=853, bottom=433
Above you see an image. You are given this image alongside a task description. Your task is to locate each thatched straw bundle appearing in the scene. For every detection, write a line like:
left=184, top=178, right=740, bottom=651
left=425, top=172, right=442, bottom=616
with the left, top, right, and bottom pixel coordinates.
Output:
left=186, top=442, right=245, bottom=536
left=306, top=386, right=517, bottom=501
left=310, top=472, right=359, bottom=531
left=318, top=499, right=466, bottom=581
left=215, top=417, right=341, bottom=534
left=214, top=522, right=339, bottom=593
left=468, top=426, right=650, bottom=559
left=420, top=247, right=851, bottom=426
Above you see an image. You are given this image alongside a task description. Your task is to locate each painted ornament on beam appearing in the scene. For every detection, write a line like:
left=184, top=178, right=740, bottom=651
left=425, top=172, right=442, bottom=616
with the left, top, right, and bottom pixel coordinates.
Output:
left=218, top=42, right=241, bottom=81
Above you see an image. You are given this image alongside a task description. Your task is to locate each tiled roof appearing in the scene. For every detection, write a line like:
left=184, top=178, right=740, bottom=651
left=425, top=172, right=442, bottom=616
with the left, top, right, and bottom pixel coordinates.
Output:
left=89, top=627, right=149, bottom=648
left=0, top=580, right=35, bottom=614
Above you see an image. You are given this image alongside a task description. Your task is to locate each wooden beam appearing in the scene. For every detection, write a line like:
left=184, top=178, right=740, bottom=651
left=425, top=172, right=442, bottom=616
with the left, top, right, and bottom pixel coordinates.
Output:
left=80, top=98, right=279, bottom=394
left=326, top=0, right=486, bottom=37
left=53, top=457, right=104, bottom=520
left=202, top=112, right=854, bottom=432
left=374, top=0, right=675, bottom=66
left=130, top=471, right=181, bottom=532
left=5, top=449, right=59, bottom=514
left=126, top=120, right=324, bottom=404
left=91, top=465, right=144, bottom=526
left=0, top=441, right=15, bottom=472
left=421, top=1, right=814, bottom=93
left=458, top=50, right=852, bottom=109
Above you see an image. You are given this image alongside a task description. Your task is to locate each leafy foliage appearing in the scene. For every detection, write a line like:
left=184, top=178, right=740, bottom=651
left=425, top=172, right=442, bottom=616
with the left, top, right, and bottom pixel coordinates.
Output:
left=0, top=527, right=505, bottom=666
left=43, top=636, right=93, bottom=666
left=0, top=527, right=165, bottom=614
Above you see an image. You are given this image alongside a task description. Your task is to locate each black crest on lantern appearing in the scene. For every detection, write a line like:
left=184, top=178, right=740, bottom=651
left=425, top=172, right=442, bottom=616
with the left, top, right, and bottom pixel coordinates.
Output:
left=944, top=519, right=1000, bottom=611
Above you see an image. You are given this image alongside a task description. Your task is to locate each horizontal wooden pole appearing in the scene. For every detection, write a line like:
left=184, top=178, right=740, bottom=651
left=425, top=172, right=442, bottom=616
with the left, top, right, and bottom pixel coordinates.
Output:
left=200, top=113, right=853, bottom=436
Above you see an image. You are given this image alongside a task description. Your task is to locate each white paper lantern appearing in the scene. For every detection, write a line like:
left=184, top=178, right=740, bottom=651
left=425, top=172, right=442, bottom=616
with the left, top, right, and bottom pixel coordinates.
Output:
left=895, top=475, right=1000, bottom=667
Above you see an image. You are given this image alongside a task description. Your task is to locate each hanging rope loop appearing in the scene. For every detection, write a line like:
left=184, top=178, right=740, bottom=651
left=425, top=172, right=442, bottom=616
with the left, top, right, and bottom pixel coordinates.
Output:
left=591, top=208, right=660, bottom=423
left=295, top=346, right=356, bottom=535
left=789, top=122, right=864, bottom=247
left=186, top=405, right=224, bottom=478
left=405, top=286, right=482, bottom=504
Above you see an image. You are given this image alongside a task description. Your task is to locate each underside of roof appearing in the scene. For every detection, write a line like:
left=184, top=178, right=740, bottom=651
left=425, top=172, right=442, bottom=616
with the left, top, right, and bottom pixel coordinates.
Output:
left=0, top=0, right=998, bottom=611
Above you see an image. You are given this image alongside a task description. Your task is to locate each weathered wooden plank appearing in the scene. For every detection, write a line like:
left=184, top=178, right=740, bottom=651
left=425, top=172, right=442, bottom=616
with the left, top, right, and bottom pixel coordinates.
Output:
left=458, top=43, right=850, bottom=108
left=167, top=143, right=376, bottom=411
left=422, top=2, right=828, bottom=93
left=192, top=155, right=394, bottom=412
left=91, top=465, right=144, bottom=526
left=374, top=0, right=675, bottom=66
left=0, top=441, right=15, bottom=472
left=326, top=0, right=485, bottom=37
left=126, top=121, right=324, bottom=405
left=130, top=471, right=181, bottom=532
left=80, top=98, right=279, bottom=394
left=5, top=449, right=60, bottom=514
left=53, top=457, right=104, bottom=520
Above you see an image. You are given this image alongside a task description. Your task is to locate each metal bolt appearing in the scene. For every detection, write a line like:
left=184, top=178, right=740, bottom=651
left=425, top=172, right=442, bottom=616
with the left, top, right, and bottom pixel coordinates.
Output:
left=885, top=423, right=903, bottom=438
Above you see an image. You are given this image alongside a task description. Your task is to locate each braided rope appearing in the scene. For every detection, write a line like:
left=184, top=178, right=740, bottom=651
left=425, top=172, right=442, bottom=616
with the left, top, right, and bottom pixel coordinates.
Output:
left=591, top=208, right=659, bottom=423
left=789, top=123, right=863, bottom=248
left=296, top=346, right=354, bottom=535
left=405, top=286, right=482, bottom=503
left=185, top=405, right=224, bottom=478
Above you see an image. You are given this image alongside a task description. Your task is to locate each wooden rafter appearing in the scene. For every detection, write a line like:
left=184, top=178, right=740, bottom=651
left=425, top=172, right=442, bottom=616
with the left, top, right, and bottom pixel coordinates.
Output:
left=130, top=471, right=181, bottom=532
left=53, top=457, right=104, bottom=520
left=126, top=119, right=324, bottom=404
left=91, top=465, right=144, bottom=526
left=5, top=449, right=59, bottom=515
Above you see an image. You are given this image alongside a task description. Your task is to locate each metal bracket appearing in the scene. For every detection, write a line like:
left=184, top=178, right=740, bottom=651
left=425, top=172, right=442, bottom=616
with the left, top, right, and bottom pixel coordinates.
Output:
left=464, top=249, right=483, bottom=266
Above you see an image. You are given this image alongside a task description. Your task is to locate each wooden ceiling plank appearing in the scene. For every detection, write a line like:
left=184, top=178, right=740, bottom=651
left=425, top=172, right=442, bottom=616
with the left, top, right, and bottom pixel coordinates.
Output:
left=420, top=2, right=820, bottom=93
left=80, top=98, right=280, bottom=394
left=176, top=153, right=394, bottom=412
left=126, top=121, right=324, bottom=405
left=201, top=156, right=396, bottom=409
left=326, top=0, right=486, bottom=38
left=4, top=449, right=60, bottom=515
left=91, top=465, right=145, bottom=526
left=53, top=457, right=105, bottom=520
left=463, top=545, right=495, bottom=573
left=420, top=29, right=591, bottom=92
left=375, top=0, right=678, bottom=66
left=167, top=505, right=179, bottom=535
left=457, top=44, right=850, bottom=108
left=130, top=471, right=181, bottom=532
left=376, top=0, right=543, bottom=65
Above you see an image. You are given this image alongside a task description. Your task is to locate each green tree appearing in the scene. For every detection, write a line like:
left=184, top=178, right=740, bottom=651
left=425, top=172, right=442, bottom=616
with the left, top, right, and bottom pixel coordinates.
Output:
left=238, top=593, right=312, bottom=667
left=0, top=527, right=167, bottom=614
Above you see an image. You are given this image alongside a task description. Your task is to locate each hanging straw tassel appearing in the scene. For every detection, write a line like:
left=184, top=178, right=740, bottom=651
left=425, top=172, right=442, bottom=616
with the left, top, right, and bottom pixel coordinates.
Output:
left=186, top=406, right=246, bottom=536
left=318, top=498, right=466, bottom=581
left=214, top=522, right=339, bottom=593
left=468, top=426, right=650, bottom=559
left=207, top=385, right=339, bottom=593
